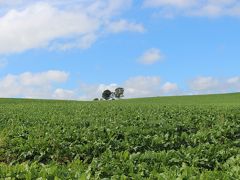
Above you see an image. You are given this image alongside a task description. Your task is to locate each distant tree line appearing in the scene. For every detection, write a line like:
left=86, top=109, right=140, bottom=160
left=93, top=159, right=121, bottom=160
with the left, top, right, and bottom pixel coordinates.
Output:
left=93, top=87, right=124, bottom=101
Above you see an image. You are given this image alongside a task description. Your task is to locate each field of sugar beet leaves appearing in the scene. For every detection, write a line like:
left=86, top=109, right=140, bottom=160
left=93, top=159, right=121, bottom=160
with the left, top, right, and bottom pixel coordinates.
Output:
left=0, top=93, right=240, bottom=179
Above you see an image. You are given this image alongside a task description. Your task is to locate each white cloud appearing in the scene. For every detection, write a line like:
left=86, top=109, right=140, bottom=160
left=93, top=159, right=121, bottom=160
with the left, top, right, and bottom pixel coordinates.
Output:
left=106, top=19, right=145, bottom=33
left=0, top=0, right=143, bottom=54
left=124, top=77, right=179, bottom=97
left=19, top=70, right=68, bottom=86
left=139, top=48, right=164, bottom=65
left=49, top=34, right=98, bottom=51
left=53, top=88, right=76, bottom=100
left=0, top=70, right=69, bottom=98
left=124, top=76, right=161, bottom=97
left=189, top=76, right=219, bottom=91
left=143, top=0, right=240, bottom=17
left=161, top=82, right=179, bottom=93
left=144, top=0, right=196, bottom=8
left=189, top=76, right=240, bottom=93
left=0, top=2, right=99, bottom=54
left=190, top=4, right=222, bottom=17
left=227, top=76, right=240, bottom=89
left=228, top=76, right=240, bottom=84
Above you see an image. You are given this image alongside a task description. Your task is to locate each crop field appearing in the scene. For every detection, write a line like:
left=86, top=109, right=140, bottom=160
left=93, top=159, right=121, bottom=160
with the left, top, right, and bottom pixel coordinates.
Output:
left=0, top=93, right=240, bottom=179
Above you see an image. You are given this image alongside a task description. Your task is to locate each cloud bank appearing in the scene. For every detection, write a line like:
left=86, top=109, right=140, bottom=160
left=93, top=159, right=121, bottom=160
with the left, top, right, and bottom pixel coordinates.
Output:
left=0, top=70, right=71, bottom=99
left=80, top=76, right=179, bottom=100
left=189, top=76, right=240, bottom=94
left=0, top=70, right=239, bottom=100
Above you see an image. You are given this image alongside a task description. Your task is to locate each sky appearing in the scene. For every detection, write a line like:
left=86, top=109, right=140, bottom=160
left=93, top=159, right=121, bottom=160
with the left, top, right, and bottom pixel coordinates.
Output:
left=0, top=0, right=239, bottom=100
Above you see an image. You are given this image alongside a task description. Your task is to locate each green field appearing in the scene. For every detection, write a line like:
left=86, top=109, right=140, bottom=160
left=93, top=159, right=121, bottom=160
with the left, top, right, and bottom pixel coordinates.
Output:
left=0, top=93, right=240, bottom=179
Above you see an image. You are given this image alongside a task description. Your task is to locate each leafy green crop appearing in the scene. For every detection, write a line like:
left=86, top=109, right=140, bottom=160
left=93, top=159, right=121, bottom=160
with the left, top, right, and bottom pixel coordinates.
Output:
left=0, top=93, right=240, bottom=179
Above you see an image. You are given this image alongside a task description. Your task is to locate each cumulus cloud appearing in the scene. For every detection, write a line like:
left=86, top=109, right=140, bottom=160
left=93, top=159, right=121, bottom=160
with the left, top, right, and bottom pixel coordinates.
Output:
left=139, top=48, right=164, bottom=65
left=0, top=0, right=144, bottom=54
left=143, top=0, right=240, bottom=17
left=227, top=76, right=240, bottom=89
left=19, top=70, right=68, bottom=86
left=161, top=82, right=179, bottom=93
left=0, top=2, right=98, bottom=53
left=124, top=76, right=161, bottom=97
left=0, top=70, right=71, bottom=99
left=189, top=76, right=219, bottom=91
left=106, top=19, right=145, bottom=33
left=189, top=76, right=240, bottom=94
left=124, top=77, right=179, bottom=97
left=53, top=88, right=76, bottom=100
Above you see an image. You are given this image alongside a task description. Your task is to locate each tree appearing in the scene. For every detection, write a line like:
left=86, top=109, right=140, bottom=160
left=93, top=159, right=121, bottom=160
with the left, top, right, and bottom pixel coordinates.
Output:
left=93, top=98, right=99, bottom=101
left=114, top=87, right=124, bottom=99
left=102, top=89, right=112, bottom=100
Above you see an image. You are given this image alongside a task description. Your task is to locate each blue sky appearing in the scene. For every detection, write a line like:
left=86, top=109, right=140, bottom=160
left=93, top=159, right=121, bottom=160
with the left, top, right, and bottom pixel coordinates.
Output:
left=0, top=0, right=239, bottom=100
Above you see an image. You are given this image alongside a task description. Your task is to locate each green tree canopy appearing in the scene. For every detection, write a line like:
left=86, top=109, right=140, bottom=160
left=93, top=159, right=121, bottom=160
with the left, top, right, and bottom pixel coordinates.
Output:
left=114, top=87, right=124, bottom=99
left=102, top=89, right=112, bottom=100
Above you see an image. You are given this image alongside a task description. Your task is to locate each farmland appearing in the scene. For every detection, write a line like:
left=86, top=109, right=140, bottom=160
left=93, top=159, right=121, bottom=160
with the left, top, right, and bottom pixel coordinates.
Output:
left=0, top=93, right=240, bottom=179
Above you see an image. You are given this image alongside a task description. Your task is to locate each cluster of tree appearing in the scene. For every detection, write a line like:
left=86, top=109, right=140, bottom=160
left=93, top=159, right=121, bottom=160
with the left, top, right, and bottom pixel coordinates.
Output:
left=93, top=87, right=124, bottom=101
left=102, top=87, right=124, bottom=100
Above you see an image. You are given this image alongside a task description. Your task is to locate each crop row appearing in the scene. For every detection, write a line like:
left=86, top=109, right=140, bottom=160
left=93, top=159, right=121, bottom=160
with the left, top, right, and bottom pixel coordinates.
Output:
left=0, top=100, right=239, bottom=178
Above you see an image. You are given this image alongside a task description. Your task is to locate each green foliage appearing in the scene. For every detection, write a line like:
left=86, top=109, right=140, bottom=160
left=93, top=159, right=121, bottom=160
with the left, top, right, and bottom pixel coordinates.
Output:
left=114, top=87, right=124, bottom=99
left=0, top=93, right=239, bottom=179
left=102, top=89, right=112, bottom=100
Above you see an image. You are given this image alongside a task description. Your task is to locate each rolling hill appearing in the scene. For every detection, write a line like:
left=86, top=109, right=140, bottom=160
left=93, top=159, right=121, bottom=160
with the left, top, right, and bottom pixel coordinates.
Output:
left=0, top=93, right=239, bottom=179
